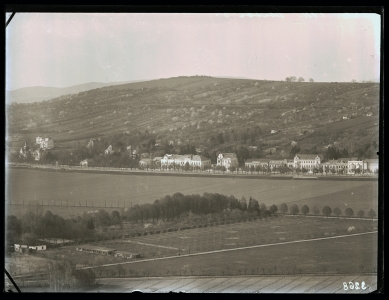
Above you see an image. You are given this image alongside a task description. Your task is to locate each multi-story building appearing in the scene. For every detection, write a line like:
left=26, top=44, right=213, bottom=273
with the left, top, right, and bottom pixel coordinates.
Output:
left=245, top=159, right=270, bottom=170
left=365, top=159, right=379, bottom=173
left=294, top=154, right=321, bottom=170
left=269, top=159, right=288, bottom=171
left=217, top=153, right=239, bottom=171
left=161, top=154, right=211, bottom=169
left=321, top=157, right=372, bottom=174
left=36, top=136, right=54, bottom=150
left=347, top=158, right=365, bottom=174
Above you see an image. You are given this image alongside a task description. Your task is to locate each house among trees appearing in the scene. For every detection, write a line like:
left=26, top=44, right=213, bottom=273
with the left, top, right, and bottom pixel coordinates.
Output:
left=105, top=145, right=114, bottom=155
left=139, top=158, right=153, bottom=167
left=80, top=159, right=88, bottom=168
left=153, top=157, right=162, bottom=165
left=217, top=153, right=239, bottom=171
left=31, top=146, right=42, bottom=161
left=86, top=138, right=95, bottom=149
left=36, top=136, right=54, bottom=150
left=19, top=142, right=28, bottom=158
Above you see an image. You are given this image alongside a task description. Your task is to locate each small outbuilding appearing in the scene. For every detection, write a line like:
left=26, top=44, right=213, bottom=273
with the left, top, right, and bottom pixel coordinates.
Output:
left=76, top=245, right=116, bottom=256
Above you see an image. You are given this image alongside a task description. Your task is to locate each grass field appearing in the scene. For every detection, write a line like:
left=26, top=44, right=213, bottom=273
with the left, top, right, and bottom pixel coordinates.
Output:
left=99, top=232, right=377, bottom=277
left=6, top=169, right=378, bottom=218
left=287, top=183, right=378, bottom=213
left=27, top=216, right=377, bottom=278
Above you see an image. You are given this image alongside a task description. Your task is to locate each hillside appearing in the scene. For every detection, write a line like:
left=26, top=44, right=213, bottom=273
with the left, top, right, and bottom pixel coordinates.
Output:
left=6, top=80, right=146, bottom=104
left=7, top=76, right=379, bottom=160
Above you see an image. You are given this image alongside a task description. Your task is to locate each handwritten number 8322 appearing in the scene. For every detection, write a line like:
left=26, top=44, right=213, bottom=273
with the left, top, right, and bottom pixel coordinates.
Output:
left=343, top=281, right=367, bottom=290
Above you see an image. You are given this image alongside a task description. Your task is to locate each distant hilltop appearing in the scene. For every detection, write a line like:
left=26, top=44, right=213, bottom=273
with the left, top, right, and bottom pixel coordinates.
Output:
left=6, top=80, right=147, bottom=104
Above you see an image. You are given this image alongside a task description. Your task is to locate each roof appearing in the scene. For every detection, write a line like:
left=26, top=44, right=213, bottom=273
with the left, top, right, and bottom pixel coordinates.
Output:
left=220, top=153, right=237, bottom=159
left=115, top=251, right=140, bottom=256
left=246, top=159, right=270, bottom=163
left=269, top=160, right=287, bottom=164
left=77, top=245, right=116, bottom=252
left=140, top=158, right=153, bottom=162
left=365, top=159, right=378, bottom=164
left=191, top=155, right=211, bottom=161
left=295, top=154, right=320, bottom=159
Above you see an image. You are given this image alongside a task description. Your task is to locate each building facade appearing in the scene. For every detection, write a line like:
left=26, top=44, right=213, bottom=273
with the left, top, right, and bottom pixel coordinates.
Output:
left=294, top=154, right=321, bottom=170
left=365, top=159, right=379, bottom=173
left=217, top=153, right=239, bottom=171
left=161, top=154, right=211, bottom=169
left=36, top=136, right=54, bottom=150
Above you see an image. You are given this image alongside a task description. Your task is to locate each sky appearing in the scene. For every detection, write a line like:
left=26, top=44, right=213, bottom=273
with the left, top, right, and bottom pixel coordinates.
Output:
left=6, top=13, right=381, bottom=90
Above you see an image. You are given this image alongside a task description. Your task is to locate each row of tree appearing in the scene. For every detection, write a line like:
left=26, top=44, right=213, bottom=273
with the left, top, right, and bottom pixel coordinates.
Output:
left=277, top=202, right=377, bottom=219
left=285, top=76, right=314, bottom=82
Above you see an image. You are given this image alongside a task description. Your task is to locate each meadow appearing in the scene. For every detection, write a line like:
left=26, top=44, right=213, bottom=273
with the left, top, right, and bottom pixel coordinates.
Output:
left=6, top=168, right=378, bottom=218
left=98, top=232, right=377, bottom=278
left=27, top=215, right=378, bottom=277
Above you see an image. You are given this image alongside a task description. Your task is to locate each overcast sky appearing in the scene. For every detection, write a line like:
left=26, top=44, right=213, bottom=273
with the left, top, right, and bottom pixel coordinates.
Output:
left=6, top=13, right=381, bottom=90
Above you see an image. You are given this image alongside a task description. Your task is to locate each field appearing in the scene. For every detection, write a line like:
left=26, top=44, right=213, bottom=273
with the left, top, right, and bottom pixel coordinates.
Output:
left=26, top=216, right=378, bottom=277
left=6, top=169, right=378, bottom=218
left=97, top=232, right=377, bottom=278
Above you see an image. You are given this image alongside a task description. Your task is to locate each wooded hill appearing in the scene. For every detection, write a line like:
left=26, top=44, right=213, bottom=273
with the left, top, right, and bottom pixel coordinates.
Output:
left=7, top=76, right=379, bottom=160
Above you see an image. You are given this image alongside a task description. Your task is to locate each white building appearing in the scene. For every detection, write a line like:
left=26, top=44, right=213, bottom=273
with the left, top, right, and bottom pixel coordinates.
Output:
left=161, top=154, right=211, bottom=169
left=105, top=145, right=114, bottom=155
left=36, top=136, right=54, bottom=150
left=347, top=159, right=365, bottom=174
left=365, top=159, right=379, bottom=173
left=294, top=154, right=321, bottom=170
left=80, top=159, right=88, bottom=168
left=217, top=153, right=239, bottom=171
